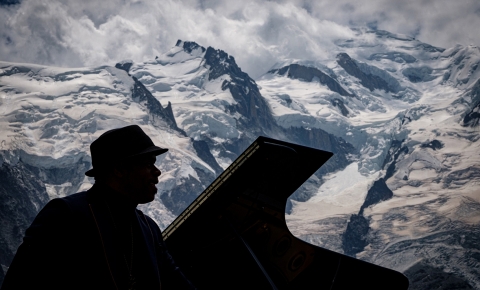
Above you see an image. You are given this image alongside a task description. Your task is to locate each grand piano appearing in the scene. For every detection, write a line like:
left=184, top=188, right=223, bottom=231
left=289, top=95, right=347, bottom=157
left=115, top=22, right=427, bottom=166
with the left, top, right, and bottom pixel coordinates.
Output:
left=163, top=136, right=409, bottom=289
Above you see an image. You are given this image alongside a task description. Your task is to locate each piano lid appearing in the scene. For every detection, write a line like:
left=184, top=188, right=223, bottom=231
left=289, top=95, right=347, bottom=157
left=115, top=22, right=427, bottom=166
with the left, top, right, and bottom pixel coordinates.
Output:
left=163, top=136, right=409, bottom=290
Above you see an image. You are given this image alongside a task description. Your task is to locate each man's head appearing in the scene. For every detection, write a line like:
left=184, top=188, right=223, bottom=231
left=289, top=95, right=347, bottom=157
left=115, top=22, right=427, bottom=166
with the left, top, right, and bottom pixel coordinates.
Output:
left=86, top=125, right=168, bottom=204
left=108, top=153, right=161, bottom=204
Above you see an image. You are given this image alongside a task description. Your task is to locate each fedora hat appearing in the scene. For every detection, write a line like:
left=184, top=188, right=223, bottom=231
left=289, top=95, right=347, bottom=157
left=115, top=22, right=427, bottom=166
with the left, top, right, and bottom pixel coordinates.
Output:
left=85, top=125, right=168, bottom=177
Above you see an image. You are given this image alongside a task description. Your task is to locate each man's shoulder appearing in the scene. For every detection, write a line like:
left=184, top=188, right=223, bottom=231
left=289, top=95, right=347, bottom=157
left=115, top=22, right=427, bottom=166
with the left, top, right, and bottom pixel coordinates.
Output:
left=49, top=190, right=94, bottom=219
left=61, top=190, right=89, bottom=203
left=59, top=191, right=89, bottom=209
left=38, top=191, right=88, bottom=215
left=26, top=192, right=92, bottom=238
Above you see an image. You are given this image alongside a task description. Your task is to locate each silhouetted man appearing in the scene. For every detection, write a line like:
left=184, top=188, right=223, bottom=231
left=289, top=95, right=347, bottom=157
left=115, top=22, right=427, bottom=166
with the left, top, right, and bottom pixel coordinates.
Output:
left=2, top=125, right=195, bottom=290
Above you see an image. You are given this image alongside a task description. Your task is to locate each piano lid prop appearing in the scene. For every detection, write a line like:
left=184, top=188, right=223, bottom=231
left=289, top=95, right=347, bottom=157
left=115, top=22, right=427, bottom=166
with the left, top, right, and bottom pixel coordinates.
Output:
left=163, top=136, right=409, bottom=290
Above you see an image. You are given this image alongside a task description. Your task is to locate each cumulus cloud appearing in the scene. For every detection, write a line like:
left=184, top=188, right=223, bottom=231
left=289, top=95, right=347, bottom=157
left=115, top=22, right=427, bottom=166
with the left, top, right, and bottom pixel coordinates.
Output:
left=0, top=0, right=479, bottom=78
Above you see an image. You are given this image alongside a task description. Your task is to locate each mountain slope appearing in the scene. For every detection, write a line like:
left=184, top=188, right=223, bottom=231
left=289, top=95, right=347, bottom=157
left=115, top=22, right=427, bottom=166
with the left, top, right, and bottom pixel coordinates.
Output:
left=0, top=40, right=353, bottom=285
left=1, top=29, right=480, bottom=288
left=258, top=29, right=480, bottom=289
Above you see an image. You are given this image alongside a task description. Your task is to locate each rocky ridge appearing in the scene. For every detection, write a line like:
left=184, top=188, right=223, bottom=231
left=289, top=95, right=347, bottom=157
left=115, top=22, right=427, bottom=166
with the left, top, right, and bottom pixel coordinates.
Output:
left=1, top=28, right=480, bottom=289
left=0, top=39, right=355, bottom=285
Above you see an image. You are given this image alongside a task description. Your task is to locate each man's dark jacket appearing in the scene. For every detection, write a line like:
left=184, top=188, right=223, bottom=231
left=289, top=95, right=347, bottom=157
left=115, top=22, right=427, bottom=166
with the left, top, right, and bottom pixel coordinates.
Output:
left=2, top=183, right=195, bottom=290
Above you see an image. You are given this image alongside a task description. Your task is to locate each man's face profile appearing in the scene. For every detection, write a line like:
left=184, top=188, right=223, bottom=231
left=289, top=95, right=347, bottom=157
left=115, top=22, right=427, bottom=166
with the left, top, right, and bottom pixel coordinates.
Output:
left=116, top=154, right=161, bottom=204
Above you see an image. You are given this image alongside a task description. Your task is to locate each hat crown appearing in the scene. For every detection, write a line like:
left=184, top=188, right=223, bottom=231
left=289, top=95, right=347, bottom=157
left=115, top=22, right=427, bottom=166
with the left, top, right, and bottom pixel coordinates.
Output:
left=86, top=125, right=167, bottom=177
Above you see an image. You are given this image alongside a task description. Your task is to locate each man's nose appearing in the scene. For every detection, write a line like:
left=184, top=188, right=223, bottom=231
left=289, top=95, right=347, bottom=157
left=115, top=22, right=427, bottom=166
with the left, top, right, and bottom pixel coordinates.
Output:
left=153, top=165, right=161, bottom=177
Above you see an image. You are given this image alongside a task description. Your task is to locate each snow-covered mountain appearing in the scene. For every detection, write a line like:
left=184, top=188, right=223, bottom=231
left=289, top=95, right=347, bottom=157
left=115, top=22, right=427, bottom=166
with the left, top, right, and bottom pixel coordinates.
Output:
left=1, top=28, right=479, bottom=289
left=260, top=30, right=480, bottom=289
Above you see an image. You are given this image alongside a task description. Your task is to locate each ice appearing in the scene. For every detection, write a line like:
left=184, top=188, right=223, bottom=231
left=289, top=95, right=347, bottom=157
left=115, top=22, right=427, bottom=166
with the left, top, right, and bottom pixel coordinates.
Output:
left=288, top=163, right=378, bottom=223
left=2, top=32, right=480, bottom=287
left=310, top=162, right=374, bottom=204
left=105, top=66, right=135, bottom=91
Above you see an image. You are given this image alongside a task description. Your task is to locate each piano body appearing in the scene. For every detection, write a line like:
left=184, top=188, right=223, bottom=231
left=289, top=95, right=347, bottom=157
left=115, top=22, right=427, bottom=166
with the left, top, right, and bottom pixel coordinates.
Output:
left=163, top=137, right=409, bottom=289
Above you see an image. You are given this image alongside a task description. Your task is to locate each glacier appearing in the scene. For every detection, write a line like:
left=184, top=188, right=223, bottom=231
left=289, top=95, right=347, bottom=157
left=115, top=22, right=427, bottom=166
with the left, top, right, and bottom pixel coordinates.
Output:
left=1, top=29, right=480, bottom=289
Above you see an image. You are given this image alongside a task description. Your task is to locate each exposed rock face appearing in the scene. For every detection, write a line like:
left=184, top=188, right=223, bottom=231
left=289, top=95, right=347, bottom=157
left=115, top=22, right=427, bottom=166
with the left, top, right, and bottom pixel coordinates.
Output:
left=131, top=76, right=185, bottom=134
left=0, top=59, right=193, bottom=287
left=203, top=47, right=244, bottom=81
left=359, top=178, right=393, bottom=215
left=160, top=167, right=215, bottom=216
left=342, top=214, right=369, bottom=257
left=383, top=140, right=409, bottom=180
left=380, top=223, right=480, bottom=289
left=405, top=263, right=473, bottom=290
left=269, top=64, right=352, bottom=97
left=463, top=79, right=480, bottom=127
left=115, top=61, right=133, bottom=73
left=203, top=47, right=277, bottom=134
left=191, top=139, right=223, bottom=175
left=342, top=178, right=393, bottom=256
left=285, top=126, right=356, bottom=178
left=176, top=40, right=206, bottom=54
left=0, top=148, right=92, bottom=288
left=167, top=42, right=357, bottom=190
left=330, top=99, right=349, bottom=116
left=420, top=140, right=444, bottom=151
left=214, top=133, right=253, bottom=159
left=163, top=102, right=177, bottom=128
left=194, top=44, right=359, bottom=207
left=0, top=157, right=50, bottom=285
left=337, top=53, right=399, bottom=93
left=444, top=166, right=480, bottom=188
left=368, top=52, right=417, bottom=64
left=374, top=30, right=415, bottom=42
left=402, top=66, right=437, bottom=83
left=25, top=163, right=89, bottom=197
left=0, top=65, right=31, bottom=76
left=463, top=102, right=480, bottom=127
left=3, top=31, right=480, bottom=289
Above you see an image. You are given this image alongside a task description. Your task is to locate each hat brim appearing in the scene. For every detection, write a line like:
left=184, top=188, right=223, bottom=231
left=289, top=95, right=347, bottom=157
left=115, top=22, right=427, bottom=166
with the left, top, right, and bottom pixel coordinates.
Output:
left=85, top=146, right=168, bottom=177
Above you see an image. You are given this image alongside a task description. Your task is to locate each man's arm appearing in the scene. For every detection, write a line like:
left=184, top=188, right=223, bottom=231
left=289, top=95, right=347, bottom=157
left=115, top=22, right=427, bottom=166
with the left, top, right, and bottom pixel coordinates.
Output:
left=1, top=199, right=71, bottom=290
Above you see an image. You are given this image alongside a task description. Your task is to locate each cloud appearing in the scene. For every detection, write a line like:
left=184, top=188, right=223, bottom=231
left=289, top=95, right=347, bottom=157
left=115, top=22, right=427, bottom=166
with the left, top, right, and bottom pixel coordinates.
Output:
left=0, top=0, right=479, bottom=78
left=294, top=0, right=480, bottom=48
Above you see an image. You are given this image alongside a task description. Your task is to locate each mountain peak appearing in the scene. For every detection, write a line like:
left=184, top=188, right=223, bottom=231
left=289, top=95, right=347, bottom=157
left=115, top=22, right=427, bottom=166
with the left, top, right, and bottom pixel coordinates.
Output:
left=268, top=63, right=352, bottom=97
left=115, top=59, right=134, bottom=73
left=175, top=39, right=206, bottom=54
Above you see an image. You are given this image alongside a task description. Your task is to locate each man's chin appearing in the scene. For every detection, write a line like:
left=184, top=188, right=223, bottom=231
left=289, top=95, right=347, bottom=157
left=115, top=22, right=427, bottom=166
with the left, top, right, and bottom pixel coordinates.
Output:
left=138, top=192, right=156, bottom=204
